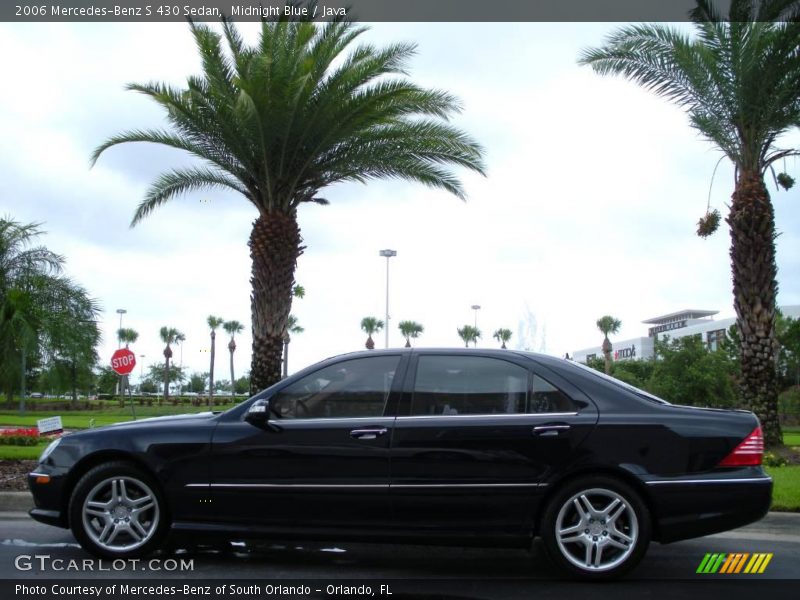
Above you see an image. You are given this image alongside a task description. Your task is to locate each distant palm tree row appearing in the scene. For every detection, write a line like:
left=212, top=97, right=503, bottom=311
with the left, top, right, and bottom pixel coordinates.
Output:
left=114, top=316, right=245, bottom=404
left=361, top=317, right=514, bottom=349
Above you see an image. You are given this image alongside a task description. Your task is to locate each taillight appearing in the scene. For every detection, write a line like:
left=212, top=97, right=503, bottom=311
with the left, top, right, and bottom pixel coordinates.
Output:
left=718, top=426, right=764, bottom=467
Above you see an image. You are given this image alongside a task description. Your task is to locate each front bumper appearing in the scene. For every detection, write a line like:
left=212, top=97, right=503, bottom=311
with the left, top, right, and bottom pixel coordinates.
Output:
left=27, top=469, right=69, bottom=529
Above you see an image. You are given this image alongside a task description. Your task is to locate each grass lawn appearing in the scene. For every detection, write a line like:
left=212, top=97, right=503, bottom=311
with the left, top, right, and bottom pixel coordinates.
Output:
left=0, top=442, right=49, bottom=460
left=766, top=466, right=800, bottom=511
left=0, top=404, right=236, bottom=430
left=783, top=433, right=800, bottom=446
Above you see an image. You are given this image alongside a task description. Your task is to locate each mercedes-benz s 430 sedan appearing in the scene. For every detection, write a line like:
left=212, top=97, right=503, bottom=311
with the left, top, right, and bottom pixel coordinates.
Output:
left=29, top=349, right=771, bottom=579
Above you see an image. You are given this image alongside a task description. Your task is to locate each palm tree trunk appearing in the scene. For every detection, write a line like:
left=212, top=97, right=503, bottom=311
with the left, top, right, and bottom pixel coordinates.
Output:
left=229, top=340, right=236, bottom=394
left=248, top=211, right=303, bottom=393
left=728, top=171, right=781, bottom=447
left=163, top=345, right=172, bottom=406
left=208, top=331, right=215, bottom=406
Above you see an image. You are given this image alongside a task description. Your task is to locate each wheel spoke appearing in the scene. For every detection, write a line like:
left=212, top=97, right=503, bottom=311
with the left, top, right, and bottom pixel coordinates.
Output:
left=601, top=497, right=620, bottom=518
left=130, top=495, right=154, bottom=511
left=592, top=543, right=604, bottom=567
left=97, top=522, right=114, bottom=544
left=607, top=537, right=628, bottom=551
left=85, top=506, right=107, bottom=519
left=560, top=533, right=585, bottom=545
left=584, top=541, right=593, bottom=567
left=608, top=501, right=627, bottom=524
left=119, top=479, right=130, bottom=503
left=578, top=494, right=595, bottom=516
left=559, top=523, right=583, bottom=537
left=130, top=517, right=148, bottom=540
left=110, top=479, right=121, bottom=504
left=610, top=527, right=633, bottom=545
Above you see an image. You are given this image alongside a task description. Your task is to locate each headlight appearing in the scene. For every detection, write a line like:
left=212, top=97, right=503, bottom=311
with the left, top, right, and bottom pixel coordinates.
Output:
left=38, top=437, right=61, bottom=464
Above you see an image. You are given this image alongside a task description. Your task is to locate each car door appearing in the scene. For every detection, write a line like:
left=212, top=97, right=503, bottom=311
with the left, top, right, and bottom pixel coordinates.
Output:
left=389, top=352, right=598, bottom=535
left=208, top=354, right=405, bottom=529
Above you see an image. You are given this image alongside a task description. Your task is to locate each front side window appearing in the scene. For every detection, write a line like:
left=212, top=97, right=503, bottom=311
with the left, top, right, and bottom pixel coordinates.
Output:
left=272, top=356, right=400, bottom=419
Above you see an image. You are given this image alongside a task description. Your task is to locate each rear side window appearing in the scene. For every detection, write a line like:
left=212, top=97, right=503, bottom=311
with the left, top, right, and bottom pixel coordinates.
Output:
left=411, top=356, right=581, bottom=416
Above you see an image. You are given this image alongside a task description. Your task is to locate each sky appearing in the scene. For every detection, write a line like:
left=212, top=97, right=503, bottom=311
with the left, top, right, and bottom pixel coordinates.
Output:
left=1, top=20, right=799, bottom=386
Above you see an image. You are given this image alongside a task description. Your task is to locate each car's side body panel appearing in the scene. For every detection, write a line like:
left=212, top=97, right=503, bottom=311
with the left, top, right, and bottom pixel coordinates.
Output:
left=28, top=349, right=772, bottom=558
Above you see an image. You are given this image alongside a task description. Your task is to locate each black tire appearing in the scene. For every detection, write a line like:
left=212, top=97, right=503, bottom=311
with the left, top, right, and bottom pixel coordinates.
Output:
left=68, top=460, right=168, bottom=559
left=540, top=476, right=651, bottom=580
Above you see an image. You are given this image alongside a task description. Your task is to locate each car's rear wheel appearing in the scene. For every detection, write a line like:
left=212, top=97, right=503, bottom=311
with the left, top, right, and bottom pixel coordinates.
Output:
left=68, top=461, right=168, bottom=559
left=541, top=476, right=651, bottom=580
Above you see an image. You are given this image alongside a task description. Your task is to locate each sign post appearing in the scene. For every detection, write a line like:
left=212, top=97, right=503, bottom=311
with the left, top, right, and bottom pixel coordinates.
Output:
left=110, top=348, right=137, bottom=420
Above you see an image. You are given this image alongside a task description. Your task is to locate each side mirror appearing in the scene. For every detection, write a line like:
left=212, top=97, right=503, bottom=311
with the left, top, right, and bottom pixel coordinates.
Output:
left=245, top=399, right=282, bottom=431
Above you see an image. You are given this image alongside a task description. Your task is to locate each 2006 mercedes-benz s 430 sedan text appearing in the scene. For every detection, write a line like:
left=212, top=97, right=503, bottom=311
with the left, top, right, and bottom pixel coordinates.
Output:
left=29, top=349, right=771, bottom=579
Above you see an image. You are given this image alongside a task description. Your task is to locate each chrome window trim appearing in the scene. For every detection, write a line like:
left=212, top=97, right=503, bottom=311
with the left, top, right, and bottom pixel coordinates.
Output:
left=396, top=412, right=578, bottom=420
left=186, top=482, right=548, bottom=490
left=267, top=416, right=397, bottom=425
left=644, top=477, right=772, bottom=486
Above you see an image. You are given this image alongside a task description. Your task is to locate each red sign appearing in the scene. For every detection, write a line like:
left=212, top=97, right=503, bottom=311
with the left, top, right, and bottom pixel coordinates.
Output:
left=110, top=348, right=136, bottom=376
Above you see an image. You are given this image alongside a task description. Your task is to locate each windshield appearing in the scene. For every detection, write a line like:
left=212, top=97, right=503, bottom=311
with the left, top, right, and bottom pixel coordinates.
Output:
left=564, top=360, right=671, bottom=405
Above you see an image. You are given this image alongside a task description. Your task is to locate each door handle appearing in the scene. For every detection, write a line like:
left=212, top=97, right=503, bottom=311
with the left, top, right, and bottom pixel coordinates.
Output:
left=350, top=428, right=388, bottom=440
left=533, top=424, right=571, bottom=436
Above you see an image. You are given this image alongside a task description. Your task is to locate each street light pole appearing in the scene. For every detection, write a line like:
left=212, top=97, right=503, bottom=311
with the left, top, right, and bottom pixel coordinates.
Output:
left=116, top=308, right=127, bottom=348
left=471, top=304, right=481, bottom=348
left=115, top=309, right=127, bottom=395
left=379, top=249, right=397, bottom=349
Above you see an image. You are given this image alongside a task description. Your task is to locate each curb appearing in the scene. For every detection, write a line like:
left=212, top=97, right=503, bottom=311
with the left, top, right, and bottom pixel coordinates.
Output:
left=0, top=492, right=32, bottom=512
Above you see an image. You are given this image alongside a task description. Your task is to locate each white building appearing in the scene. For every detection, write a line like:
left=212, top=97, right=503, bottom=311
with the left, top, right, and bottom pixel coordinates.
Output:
left=573, top=305, right=800, bottom=364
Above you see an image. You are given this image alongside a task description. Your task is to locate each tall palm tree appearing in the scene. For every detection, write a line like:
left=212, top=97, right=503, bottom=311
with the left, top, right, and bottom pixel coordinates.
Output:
left=159, top=326, right=183, bottom=404
left=457, top=325, right=481, bottom=348
left=579, top=0, right=800, bottom=445
left=207, top=315, right=224, bottom=402
left=223, top=319, right=245, bottom=392
left=116, top=327, right=139, bottom=401
left=282, top=315, right=304, bottom=378
left=91, top=10, right=486, bottom=394
left=361, top=317, right=384, bottom=350
left=493, top=328, right=513, bottom=349
left=398, top=320, right=424, bottom=347
left=596, top=316, right=622, bottom=375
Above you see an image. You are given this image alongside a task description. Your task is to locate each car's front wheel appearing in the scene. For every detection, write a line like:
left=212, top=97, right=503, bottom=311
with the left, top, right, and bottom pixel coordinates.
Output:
left=68, top=461, right=168, bottom=559
left=540, top=476, right=651, bottom=580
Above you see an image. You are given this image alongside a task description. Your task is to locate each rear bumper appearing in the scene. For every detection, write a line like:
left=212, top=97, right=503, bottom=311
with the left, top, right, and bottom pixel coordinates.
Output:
left=645, top=473, right=772, bottom=543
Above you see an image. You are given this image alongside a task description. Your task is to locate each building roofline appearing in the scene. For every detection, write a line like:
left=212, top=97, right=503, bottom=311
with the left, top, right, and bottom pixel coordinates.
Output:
left=642, top=309, right=718, bottom=324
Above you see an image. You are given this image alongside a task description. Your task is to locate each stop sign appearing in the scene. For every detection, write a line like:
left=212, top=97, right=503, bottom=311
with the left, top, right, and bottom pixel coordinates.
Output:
left=110, top=348, right=136, bottom=375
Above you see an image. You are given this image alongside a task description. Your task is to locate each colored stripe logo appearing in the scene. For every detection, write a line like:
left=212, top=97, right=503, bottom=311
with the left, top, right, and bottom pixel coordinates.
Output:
left=696, top=553, right=773, bottom=574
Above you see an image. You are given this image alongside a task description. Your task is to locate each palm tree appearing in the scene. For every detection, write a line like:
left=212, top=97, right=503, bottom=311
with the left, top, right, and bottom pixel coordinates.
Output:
left=116, top=327, right=139, bottom=401
left=159, top=326, right=183, bottom=404
left=223, top=320, right=245, bottom=392
left=596, top=316, right=622, bottom=375
left=117, top=328, right=138, bottom=348
left=361, top=317, right=384, bottom=350
left=207, top=315, right=224, bottom=402
left=457, top=325, right=481, bottom=348
left=282, top=315, right=304, bottom=378
left=91, top=11, right=486, bottom=394
left=493, top=328, right=513, bottom=349
left=579, top=0, right=800, bottom=445
left=0, top=218, right=100, bottom=412
left=398, top=320, right=424, bottom=347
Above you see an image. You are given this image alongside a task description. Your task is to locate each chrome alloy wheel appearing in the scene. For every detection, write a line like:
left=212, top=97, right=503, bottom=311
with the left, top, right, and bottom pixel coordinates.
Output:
left=554, top=487, right=638, bottom=572
left=81, top=476, right=159, bottom=552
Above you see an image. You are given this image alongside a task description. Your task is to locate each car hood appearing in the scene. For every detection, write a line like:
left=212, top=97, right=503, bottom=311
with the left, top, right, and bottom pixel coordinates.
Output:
left=66, top=412, right=220, bottom=437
